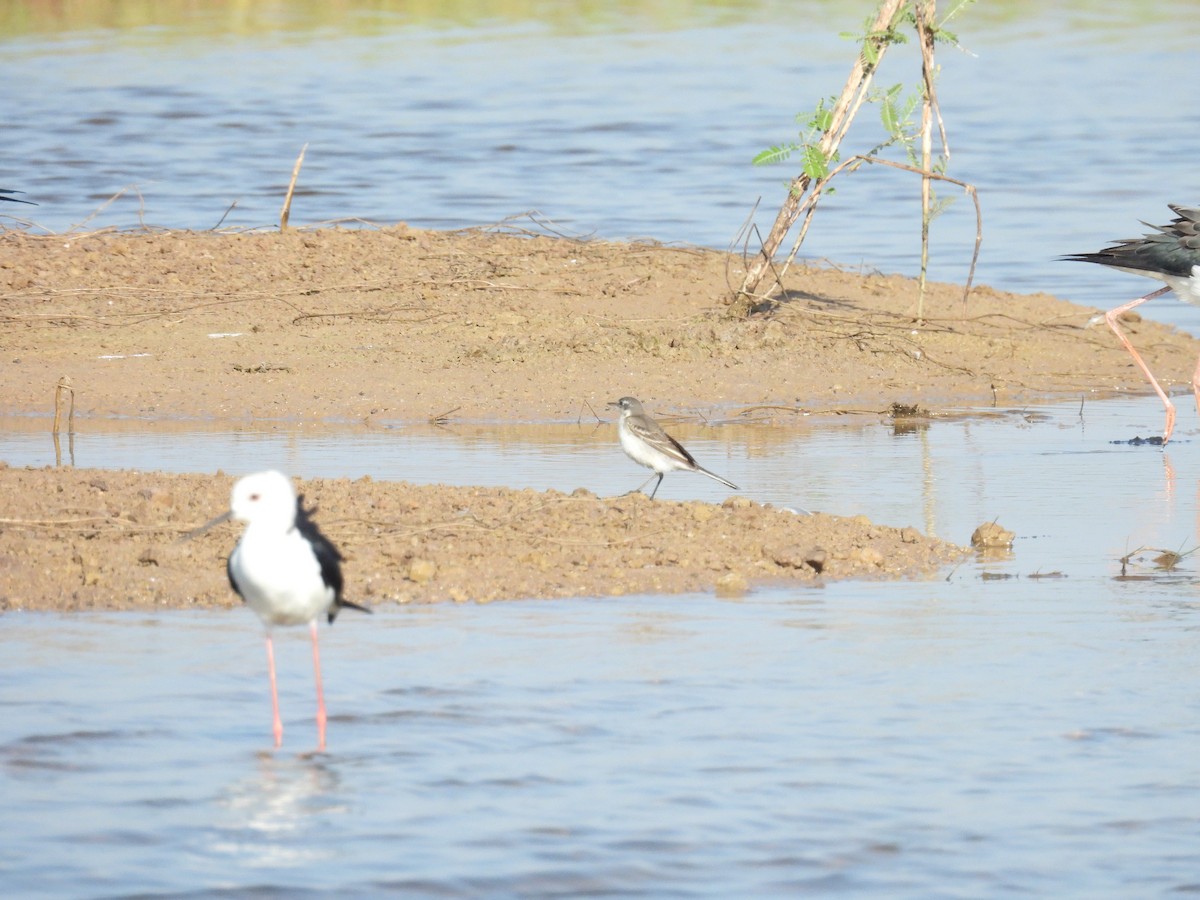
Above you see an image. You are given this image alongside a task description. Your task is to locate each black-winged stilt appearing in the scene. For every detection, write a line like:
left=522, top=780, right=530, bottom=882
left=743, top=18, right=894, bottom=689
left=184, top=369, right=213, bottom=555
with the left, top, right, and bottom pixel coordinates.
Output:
left=195, top=470, right=370, bottom=751
left=1064, top=204, right=1200, bottom=445
left=608, top=396, right=738, bottom=499
left=0, top=189, right=35, bottom=205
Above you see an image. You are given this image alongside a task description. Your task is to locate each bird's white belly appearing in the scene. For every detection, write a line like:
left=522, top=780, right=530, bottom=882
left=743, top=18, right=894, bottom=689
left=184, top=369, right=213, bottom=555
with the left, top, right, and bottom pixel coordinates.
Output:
left=619, top=421, right=680, bottom=473
left=1167, top=266, right=1200, bottom=305
left=231, top=532, right=333, bottom=627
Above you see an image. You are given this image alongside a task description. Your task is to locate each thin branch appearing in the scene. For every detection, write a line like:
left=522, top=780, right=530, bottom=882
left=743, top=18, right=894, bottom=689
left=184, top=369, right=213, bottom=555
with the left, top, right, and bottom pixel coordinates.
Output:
left=776, top=154, right=981, bottom=308
left=916, top=0, right=937, bottom=321
left=280, top=143, right=308, bottom=232
left=735, top=0, right=907, bottom=304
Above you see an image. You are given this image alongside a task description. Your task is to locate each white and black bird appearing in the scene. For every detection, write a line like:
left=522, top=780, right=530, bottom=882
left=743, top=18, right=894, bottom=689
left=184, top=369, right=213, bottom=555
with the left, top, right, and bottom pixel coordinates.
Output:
left=608, top=396, right=738, bottom=499
left=195, top=470, right=369, bottom=750
left=1064, top=204, right=1200, bottom=445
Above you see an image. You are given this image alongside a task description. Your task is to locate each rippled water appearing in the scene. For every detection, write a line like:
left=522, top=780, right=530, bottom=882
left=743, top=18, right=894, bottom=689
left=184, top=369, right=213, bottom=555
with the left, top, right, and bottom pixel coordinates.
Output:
left=5, top=399, right=1200, bottom=894
left=1, top=1, right=1198, bottom=319
left=4, top=3, right=1200, bottom=894
left=5, top=575, right=1200, bottom=895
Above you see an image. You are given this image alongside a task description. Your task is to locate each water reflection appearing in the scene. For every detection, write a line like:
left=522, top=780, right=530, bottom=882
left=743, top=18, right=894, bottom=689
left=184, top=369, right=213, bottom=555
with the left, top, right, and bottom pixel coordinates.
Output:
left=4, top=530, right=1200, bottom=894
left=217, top=753, right=346, bottom=865
left=2, top=396, right=1199, bottom=583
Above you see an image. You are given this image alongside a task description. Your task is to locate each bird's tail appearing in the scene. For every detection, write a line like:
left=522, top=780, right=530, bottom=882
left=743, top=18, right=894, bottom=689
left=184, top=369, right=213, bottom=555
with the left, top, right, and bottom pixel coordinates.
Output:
left=695, top=466, right=738, bottom=491
left=328, top=597, right=373, bottom=623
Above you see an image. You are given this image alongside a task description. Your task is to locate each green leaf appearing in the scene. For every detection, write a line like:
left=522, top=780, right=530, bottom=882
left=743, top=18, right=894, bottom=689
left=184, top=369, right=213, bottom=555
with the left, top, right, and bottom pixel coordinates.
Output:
left=810, top=107, right=833, bottom=133
left=801, top=144, right=830, bottom=181
left=879, top=84, right=915, bottom=137
left=880, top=98, right=897, bottom=135
left=752, top=145, right=795, bottom=167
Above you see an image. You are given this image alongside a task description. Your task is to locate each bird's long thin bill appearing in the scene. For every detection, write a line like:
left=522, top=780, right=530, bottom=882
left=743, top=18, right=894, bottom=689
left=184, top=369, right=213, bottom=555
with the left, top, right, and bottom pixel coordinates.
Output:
left=181, top=510, right=232, bottom=541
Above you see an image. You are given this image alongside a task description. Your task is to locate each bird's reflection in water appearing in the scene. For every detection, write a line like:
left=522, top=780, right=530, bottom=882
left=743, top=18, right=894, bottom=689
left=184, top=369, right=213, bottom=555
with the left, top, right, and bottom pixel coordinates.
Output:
left=215, top=753, right=347, bottom=865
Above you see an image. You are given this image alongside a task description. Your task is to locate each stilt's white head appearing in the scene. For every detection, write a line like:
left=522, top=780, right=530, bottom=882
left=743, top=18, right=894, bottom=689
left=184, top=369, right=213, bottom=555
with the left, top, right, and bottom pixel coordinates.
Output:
left=230, top=470, right=297, bottom=532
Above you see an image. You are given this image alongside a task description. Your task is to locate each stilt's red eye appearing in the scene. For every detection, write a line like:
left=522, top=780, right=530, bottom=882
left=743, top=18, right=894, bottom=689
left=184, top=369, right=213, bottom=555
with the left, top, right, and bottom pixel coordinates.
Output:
left=250, top=493, right=260, bottom=501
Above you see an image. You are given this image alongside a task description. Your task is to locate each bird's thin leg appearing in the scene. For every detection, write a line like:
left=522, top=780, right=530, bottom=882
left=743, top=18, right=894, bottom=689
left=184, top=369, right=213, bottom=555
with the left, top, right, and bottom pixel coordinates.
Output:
left=1104, top=286, right=1175, bottom=443
left=624, top=472, right=660, bottom=497
left=264, top=633, right=283, bottom=748
left=648, top=472, right=664, bottom=500
left=310, top=620, right=327, bottom=753
left=1191, top=352, right=1200, bottom=422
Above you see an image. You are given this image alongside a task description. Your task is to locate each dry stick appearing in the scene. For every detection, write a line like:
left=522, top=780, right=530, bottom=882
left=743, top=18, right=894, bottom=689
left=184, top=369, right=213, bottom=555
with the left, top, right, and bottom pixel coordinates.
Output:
left=739, top=13, right=900, bottom=305
left=280, top=143, right=308, bottom=232
left=135, top=184, right=148, bottom=230
left=579, top=399, right=603, bottom=425
left=67, top=185, right=141, bottom=233
left=52, top=375, right=75, bottom=436
left=484, top=210, right=595, bottom=241
left=727, top=198, right=761, bottom=292
left=916, top=0, right=938, bottom=322
left=210, top=200, right=239, bottom=231
left=52, top=375, right=75, bottom=468
left=778, top=154, right=981, bottom=309
left=735, top=0, right=907, bottom=304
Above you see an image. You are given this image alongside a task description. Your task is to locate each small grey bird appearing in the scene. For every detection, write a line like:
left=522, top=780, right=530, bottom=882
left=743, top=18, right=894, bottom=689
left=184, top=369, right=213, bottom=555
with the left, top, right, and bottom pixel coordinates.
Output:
left=608, top=396, right=738, bottom=499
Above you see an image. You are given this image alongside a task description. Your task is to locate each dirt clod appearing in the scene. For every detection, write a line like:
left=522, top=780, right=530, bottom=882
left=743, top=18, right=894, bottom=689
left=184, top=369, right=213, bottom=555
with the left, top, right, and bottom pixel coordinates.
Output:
left=971, top=521, right=1016, bottom=549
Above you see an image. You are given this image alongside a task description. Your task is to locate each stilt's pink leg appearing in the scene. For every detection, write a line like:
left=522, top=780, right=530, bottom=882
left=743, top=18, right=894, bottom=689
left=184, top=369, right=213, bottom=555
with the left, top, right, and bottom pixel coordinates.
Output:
left=1190, top=352, right=1200, bottom=420
left=310, top=620, right=327, bottom=752
left=265, top=634, right=283, bottom=748
left=1104, top=286, right=1175, bottom=444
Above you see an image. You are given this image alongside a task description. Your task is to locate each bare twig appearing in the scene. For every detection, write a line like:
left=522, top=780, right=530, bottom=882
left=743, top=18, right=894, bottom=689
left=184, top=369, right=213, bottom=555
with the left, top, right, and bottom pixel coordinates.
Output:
left=916, top=0, right=938, bottom=321
left=67, top=184, right=147, bottom=233
left=579, top=399, right=604, bottom=424
left=429, top=406, right=460, bottom=425
left=52, top=375, right=76, bottom=468
left=777, top=154, right=981, bottom=309
left=280, top=143, right=308, bottom=232
left=52, top=375, right=75, bottom=436
left=210, top=200, right=239, bottom=231
left=735, top=0, right=907, bottom=306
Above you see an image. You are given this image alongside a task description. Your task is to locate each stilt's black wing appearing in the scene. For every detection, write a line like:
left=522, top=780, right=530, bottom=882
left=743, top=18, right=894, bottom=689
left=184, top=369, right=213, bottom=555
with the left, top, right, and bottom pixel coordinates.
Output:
left=1062, top=205, right=1200, bottom=280
left=295, top=494, right=370, bottom=622
left=226, top=551, right=245, bottom=600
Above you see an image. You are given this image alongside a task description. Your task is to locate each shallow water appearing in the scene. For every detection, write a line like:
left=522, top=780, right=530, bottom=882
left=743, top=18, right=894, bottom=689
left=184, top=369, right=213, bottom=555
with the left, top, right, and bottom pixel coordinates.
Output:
left=0, top=396, right=1195, bottom=574
left=5, top=3, right=1200, bottom=892
left=5, top=398, right=1200, bottom=894
left=5, top=568, right=1200, bottom=895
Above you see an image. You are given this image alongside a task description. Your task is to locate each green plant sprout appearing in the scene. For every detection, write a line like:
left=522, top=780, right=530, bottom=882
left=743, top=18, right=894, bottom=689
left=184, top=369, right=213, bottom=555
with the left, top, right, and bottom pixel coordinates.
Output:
left=735, top=0, right=978, bottom=322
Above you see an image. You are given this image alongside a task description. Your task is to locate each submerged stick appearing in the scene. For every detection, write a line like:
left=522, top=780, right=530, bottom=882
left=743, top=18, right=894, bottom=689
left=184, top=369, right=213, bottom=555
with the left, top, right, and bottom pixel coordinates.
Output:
left=52, top=375, right=75, bottom=436
left=52, top=375, right=75, bottom=467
